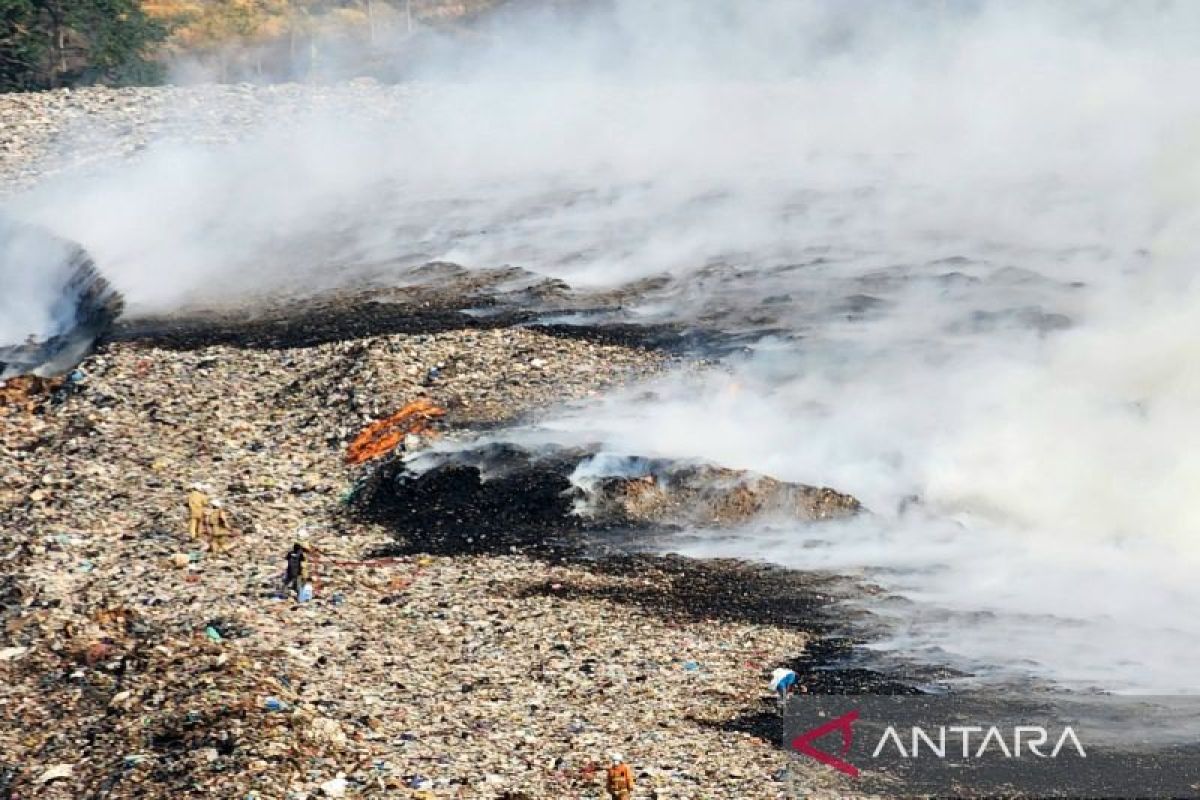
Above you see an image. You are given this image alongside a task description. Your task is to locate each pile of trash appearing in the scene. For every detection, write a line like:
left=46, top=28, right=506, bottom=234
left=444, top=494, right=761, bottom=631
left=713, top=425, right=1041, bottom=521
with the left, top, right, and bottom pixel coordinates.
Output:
left=0, top=318, right=858, bottom=798
left=0, top=374, right=66, bottom=416
left=578, top=459, right=861, bottom=526
left=352, top=443, right=860, bottom=556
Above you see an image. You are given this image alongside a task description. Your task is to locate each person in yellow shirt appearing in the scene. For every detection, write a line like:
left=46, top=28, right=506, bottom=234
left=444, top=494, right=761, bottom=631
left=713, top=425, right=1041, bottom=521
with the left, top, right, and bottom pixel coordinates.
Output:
left=202, top=499, right=237, bottom=553
left=605, top=753, right=634, bottom=800
left=186, top=483, right=210, bottom=540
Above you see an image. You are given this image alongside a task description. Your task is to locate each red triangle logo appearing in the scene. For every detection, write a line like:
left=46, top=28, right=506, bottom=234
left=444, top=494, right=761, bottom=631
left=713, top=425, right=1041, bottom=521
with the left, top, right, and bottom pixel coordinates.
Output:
left=791, top=709, right=861, bottom=777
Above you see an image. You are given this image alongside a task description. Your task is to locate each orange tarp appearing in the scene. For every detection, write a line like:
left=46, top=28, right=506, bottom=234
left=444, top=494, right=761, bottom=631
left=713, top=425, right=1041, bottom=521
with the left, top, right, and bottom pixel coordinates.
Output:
left=345, top=399, right=445, bottom=465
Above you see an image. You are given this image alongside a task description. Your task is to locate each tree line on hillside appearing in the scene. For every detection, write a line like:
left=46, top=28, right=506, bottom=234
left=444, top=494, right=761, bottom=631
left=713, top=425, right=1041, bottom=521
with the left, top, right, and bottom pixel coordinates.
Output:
left=0, top=0, right=499, bottom=91
left=1, top=0, right=166, bottom=90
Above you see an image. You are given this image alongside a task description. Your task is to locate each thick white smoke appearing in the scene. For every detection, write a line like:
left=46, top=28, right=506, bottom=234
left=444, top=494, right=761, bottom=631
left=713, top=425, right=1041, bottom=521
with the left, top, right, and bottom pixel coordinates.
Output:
left=0, top=218, right=81, bottom=343
left=6, top=0, right=1200, bottom=690
left=7, top=1, right=1195, bottom=309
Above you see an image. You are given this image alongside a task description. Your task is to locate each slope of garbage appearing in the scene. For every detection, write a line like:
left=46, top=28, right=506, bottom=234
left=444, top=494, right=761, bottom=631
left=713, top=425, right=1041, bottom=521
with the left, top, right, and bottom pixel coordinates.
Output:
left=0, top=323, right=861, bottom=799
left=0, top=81, right=878, bottom=800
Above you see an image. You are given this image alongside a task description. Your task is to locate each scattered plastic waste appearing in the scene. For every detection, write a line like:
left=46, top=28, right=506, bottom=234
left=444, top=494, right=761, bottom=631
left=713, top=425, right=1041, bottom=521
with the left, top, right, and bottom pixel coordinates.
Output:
left=0, top=293, right=788, bottom=797
left=319, top=773, right=347, bottom=798
left=204, top=626, right=223, bottom=643
left=298, top=583, right=314, bottom=603
left=338, top=478, right=368, bottom=506
left=37, top=764, right=74, bottom=784
left=0, top=646, right=29, bottom=662
left=683, top=660, right=700, bottom=672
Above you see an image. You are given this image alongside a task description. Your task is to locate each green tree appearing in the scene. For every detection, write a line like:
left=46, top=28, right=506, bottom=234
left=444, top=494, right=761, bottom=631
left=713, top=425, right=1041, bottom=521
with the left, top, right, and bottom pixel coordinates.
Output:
left=0, top=0, right=48, bottom=89
left=0, top=0, right=167, bottom=91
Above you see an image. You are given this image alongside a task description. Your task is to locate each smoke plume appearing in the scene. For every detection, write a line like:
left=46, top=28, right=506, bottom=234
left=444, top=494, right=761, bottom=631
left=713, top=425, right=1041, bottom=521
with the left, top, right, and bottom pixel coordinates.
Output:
left=6, top=0, right=1200, bottom=690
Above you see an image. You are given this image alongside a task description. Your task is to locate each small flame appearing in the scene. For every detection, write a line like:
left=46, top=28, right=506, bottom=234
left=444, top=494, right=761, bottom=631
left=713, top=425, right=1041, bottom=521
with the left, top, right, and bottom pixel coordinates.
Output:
left=345, top=398, right=446, bottom=465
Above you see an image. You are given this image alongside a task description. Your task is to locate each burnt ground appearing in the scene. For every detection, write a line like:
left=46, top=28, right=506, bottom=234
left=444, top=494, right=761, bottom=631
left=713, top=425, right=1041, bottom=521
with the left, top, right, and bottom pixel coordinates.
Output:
left=354, top=447, right=928, bottom=713
left=114, top=301, right=730, bottom=356
left=108, top=264, right=740, bottom=356
left=349, top=440, right=859, bottom=556
left=524, top=555, right=939, bottom=718
left=347, top=442, right=935, bottom=720
left=352, top=443, right=598, bottom=557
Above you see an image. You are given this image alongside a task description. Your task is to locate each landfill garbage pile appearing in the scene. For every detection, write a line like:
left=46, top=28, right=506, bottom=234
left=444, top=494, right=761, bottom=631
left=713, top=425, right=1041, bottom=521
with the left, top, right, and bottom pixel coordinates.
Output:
left=578, top=459, right=861, bottom=527
left=0, top=218, right=124, bottom=380
left=353, top=444, right=861, bottom=556
left=0, top=83, right=873, bottom=799
left=0, top=317, right=863, bottom=799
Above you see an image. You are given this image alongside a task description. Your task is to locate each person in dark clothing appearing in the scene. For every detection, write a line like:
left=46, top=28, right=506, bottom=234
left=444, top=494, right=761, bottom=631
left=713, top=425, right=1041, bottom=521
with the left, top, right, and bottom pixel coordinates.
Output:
left=284, top=543, right=309, bottom=596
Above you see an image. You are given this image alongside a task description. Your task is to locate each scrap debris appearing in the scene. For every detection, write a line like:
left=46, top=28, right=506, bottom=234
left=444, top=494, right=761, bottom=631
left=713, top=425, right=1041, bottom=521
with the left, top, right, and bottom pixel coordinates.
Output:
left=0, top=375, right=65, bottom=416
left=344, top=398, right=445, bottom=464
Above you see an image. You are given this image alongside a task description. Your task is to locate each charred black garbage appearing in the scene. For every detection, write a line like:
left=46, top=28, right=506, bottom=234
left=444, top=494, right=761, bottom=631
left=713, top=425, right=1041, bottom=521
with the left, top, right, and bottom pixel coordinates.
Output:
left=350, top=442, right=861, bottom=557
left=0, top=218, right=123, bottom=379
left=352, top=444, right=596, bottom=555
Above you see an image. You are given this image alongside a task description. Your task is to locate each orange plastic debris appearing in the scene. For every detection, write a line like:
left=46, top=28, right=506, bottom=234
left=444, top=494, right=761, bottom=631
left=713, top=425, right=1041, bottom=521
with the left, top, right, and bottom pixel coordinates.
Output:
left=0, top=375, right=64, bottom=416
left=82, top=641, right=114, bottom=666
left=345, top=399, right=446, bottom=464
